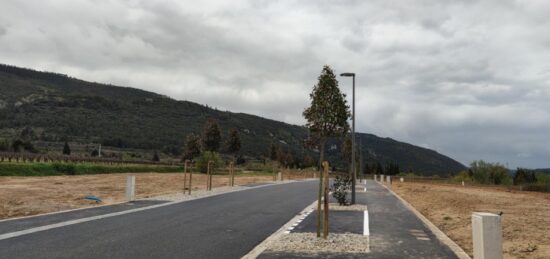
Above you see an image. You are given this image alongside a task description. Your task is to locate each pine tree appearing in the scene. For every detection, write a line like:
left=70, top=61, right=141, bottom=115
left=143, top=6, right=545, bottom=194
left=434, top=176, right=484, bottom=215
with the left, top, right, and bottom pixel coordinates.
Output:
left=152, top=151, right=160, bottom=162
left=303, top=154, right=315, bottom=167
left=269, top=143, right=278, bottom=161
left=63, top=141, right=71, bottom=155
left=225, top=128, right=241, bottom=156
left=183, top=133, right=202, bottom=160
left=202, top=118, right=221, bottom=152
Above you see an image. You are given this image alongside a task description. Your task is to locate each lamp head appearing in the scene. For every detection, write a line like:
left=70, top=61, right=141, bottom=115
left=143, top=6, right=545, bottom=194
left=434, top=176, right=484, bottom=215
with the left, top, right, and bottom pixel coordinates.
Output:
left=340, top=72, right=355, bottom=77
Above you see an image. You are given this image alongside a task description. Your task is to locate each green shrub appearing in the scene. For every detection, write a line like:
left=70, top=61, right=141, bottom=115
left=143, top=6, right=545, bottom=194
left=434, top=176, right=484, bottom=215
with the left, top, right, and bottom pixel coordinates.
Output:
left=52, top=163, right=76, bottom=175
left=195, top=151, right=222, bottom=174
left=470, top=160, right=511, bottom=185
left=452, top=170, right=472, bottom=182
left=331, top=175, right=352, bottom=205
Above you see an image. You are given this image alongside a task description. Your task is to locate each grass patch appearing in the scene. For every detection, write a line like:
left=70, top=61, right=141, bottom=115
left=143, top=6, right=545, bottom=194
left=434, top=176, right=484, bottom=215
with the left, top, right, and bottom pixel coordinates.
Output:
left=0, top=162, right=183, bottom=176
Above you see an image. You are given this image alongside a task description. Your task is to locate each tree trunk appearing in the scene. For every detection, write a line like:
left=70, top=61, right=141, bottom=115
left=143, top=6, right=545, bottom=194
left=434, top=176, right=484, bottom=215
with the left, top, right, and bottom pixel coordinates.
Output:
left=316, top=139, right=326, bottom=238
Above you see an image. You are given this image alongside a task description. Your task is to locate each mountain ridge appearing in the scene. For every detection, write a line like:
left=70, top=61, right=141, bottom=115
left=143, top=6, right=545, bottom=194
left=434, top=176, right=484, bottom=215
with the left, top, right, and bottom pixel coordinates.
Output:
left=0, top=63, right=466, bottom=175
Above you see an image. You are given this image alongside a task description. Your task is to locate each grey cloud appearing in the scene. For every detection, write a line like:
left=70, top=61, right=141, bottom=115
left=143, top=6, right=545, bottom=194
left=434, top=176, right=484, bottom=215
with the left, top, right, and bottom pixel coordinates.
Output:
left=0, top=0, right=549, bottom=168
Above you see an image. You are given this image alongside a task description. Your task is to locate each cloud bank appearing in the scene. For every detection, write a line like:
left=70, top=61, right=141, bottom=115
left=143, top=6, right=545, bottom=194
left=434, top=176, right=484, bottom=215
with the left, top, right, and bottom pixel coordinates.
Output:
left=1, top=0, right=549, bottom=168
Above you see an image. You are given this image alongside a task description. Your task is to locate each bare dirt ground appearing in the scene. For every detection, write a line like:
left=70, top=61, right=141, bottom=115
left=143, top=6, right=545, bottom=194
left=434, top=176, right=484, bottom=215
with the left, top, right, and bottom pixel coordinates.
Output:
left=392, top=181, right=550, bottom=259
left=0, top=172, right=300, bottom=220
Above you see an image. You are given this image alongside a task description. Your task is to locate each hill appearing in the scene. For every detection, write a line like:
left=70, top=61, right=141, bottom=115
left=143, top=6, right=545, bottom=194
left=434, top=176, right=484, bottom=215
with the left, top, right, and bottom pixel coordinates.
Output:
left=0, top=64, right=466, bottom=175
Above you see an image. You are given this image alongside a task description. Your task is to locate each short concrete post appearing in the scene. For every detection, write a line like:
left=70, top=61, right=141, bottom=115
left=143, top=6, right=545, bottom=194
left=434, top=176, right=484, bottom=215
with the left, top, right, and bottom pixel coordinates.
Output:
left=472, top=212, right=502, bottom=259
left=278, top=172, right=282, bottom=181
left=400, top=177, right=404, bottom=183
left=126, top=175, right=135, bottom=201
left=373, top=174, right=376, bottom=181
left=462, top=180, right=465, bottom=186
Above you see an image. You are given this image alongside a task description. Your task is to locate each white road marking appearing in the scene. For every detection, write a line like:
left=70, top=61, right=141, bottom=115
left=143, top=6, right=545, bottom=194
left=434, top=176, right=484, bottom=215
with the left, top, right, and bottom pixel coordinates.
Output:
left=363, top=210, right=370, bottom=236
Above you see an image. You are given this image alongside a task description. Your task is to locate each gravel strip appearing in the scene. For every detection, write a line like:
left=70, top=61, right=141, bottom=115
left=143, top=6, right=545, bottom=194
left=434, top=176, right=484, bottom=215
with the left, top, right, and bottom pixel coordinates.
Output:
left=267, top=232, right=369, bottom=254
left=325, top=203, right=368, bottom=211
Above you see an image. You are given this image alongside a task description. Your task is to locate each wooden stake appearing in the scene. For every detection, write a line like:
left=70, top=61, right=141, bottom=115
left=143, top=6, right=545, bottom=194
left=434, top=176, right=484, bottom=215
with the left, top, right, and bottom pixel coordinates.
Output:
left=207, top=161, right=212, bottom=191
left=316, top=163, right=324, bottom=238
left=232, top=162, right=235, bottom=186
left=183, top=160, right=189, bottom=193
left=323, top=161, right=329, bottom=239
left=188, top=162, right=193, bottom=195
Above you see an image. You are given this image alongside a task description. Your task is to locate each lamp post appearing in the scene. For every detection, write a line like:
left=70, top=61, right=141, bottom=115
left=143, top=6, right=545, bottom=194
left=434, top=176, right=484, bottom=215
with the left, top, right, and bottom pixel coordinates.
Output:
left=340, top=72, right=356, bottom=205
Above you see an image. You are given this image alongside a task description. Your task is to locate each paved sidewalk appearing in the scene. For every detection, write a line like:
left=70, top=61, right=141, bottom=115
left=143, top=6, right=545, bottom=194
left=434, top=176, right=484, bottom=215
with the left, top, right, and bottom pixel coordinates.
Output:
left=260, top=180, right=460, bottom=258
left=363, top=180, right=458, bottom=258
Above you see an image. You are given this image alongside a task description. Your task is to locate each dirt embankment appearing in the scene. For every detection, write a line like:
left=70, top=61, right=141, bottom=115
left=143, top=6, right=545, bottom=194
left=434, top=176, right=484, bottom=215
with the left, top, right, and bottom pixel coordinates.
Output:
left=392, top=182, right=550, bottom=259
left=0, top=173, right=282, bottom=219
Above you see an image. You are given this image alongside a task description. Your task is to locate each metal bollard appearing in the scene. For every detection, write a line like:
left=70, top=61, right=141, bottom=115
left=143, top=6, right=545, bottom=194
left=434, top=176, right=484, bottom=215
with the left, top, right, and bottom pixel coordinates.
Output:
left=472, top=212, right=502, bottom=259
left=126, top=175, right=135, bottom=201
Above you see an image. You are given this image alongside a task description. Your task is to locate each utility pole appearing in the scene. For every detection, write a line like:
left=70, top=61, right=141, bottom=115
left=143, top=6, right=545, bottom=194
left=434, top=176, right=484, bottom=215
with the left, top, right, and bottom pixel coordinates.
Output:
left=341, top=72, right=356, bottom=204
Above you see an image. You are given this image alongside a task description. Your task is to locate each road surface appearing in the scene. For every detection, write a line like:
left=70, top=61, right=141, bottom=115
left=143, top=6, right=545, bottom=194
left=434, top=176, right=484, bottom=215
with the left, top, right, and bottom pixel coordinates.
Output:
left=0, top=181, right=317, bottom=259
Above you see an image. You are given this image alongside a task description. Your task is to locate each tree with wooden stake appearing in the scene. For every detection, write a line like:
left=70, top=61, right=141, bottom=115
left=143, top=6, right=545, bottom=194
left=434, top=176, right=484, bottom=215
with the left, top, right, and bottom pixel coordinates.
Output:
left=303, top=65, right=351, bottom=238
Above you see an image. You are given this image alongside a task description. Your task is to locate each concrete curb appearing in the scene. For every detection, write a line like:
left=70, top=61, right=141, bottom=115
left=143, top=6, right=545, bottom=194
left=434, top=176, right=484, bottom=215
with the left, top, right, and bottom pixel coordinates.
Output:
left=378, top=181, right=471, bottom=259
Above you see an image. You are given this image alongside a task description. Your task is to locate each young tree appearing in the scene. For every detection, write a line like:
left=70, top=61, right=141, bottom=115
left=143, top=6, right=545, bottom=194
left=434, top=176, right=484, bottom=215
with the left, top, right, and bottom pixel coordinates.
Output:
left=183, top=133, right=202, bottom=160
left=0, top=139, right=9, bottom=151
left=303, top=65, right=350, bottom=238
left=269, top=143, right=278, bottom=161
left=152, top=151, right=160, bottom=162
left=303, top=154, right=315, bottom=168
left=342, top=136, right=352, bottom=166
left=514, top=168, right=537, bottom=185
left=225, top=128, right=241, bottom=157
left=63, top=142, right=71, bottom=155
left=202, top=118, right=221, bottom=152
left=303, top=65, right=351, bottom=167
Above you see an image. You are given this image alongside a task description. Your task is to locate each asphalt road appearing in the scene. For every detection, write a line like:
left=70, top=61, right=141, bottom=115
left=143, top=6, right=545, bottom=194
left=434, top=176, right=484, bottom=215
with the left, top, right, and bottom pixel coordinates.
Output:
left=0, top=180, right=318, bottom=259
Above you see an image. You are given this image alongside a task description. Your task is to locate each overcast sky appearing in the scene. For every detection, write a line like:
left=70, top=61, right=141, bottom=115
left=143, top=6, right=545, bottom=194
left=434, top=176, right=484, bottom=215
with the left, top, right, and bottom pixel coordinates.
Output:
left=1, top=0, right=549, bottom=168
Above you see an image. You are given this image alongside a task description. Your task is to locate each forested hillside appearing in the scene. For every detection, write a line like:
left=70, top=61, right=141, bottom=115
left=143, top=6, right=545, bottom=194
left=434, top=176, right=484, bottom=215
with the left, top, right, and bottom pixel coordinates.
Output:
left=0, top=64, right=466, bottom=175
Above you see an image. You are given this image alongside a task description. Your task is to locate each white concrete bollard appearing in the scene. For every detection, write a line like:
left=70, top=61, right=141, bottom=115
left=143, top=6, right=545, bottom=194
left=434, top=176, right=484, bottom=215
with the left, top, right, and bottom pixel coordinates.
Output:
left=126, top=175, right=136, bottom=201
left=472, top=212, right=502, bottom=259
left=462, top=181, right=465, bottom=186
left=400, top=177, right=404, bottom=183
left=277, top=172, right=282, bottom=181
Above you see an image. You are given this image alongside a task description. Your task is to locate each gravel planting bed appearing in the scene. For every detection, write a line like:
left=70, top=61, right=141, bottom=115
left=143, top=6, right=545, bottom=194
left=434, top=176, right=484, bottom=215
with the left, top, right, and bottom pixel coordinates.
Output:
left=267, top=232, right=369, bottom=254
left=326, top=203, right=368, bottom=211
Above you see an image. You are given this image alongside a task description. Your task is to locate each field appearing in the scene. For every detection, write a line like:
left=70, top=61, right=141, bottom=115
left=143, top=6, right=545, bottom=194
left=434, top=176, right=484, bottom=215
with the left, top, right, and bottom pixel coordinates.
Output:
left=0, top=171, right=309, bottom=220
left=392, top=181, right=550, bottom=259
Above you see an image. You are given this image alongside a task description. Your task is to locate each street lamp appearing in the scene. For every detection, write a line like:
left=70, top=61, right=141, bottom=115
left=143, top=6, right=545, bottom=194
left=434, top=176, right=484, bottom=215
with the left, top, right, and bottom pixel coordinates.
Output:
left=340, top=72, right=356, bottom=205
